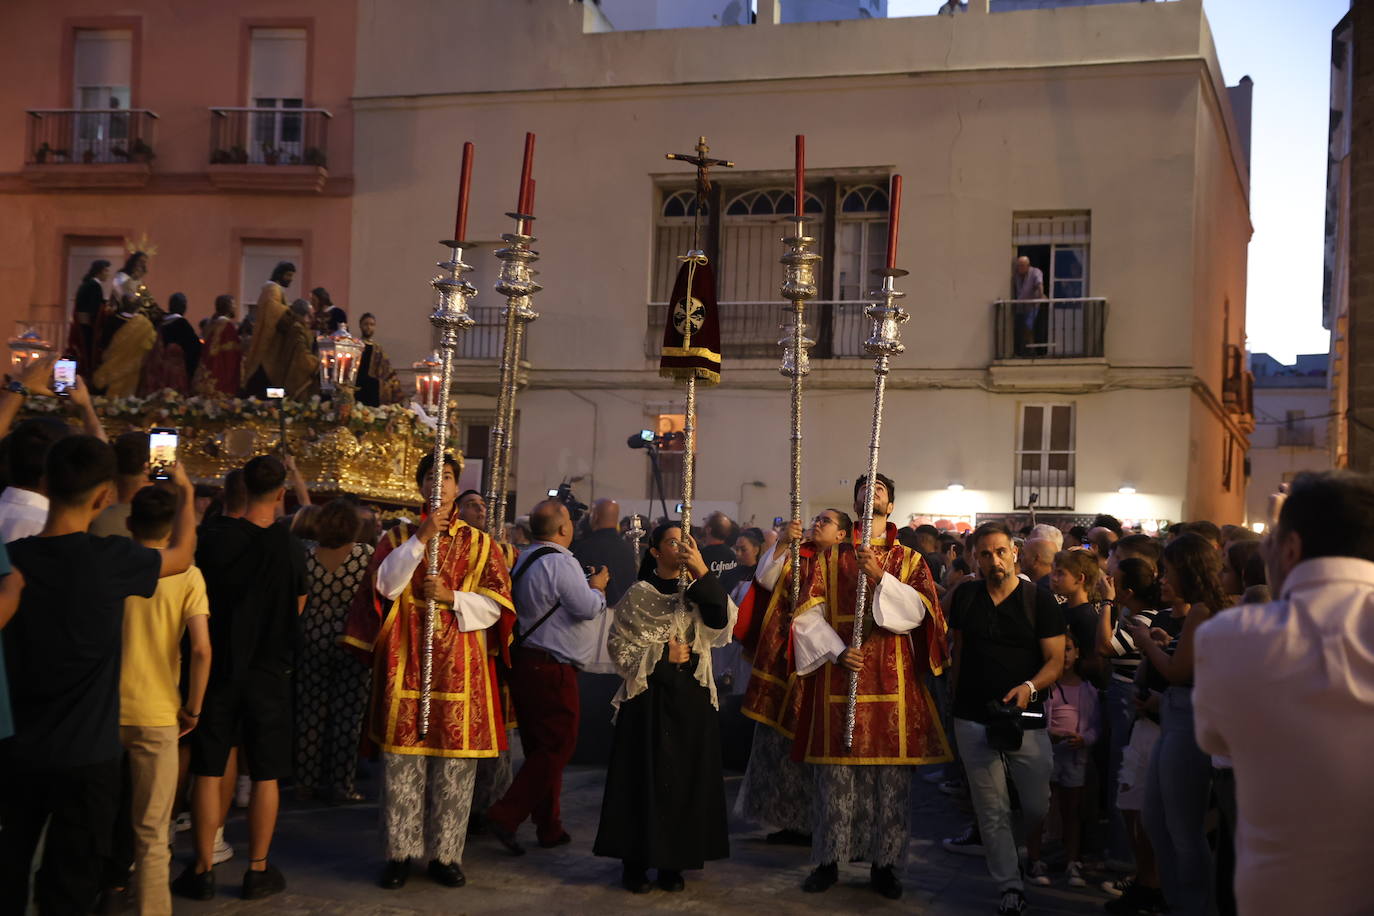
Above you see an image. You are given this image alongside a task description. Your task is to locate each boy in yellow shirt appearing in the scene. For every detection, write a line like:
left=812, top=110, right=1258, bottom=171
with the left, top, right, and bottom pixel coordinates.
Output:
left=119, top=486, right=211, bottom=914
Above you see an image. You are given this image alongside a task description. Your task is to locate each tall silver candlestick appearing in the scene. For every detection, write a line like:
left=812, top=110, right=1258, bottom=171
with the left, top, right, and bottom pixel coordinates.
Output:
left=420, top=240, right=477, bottom=740
left=845, top=268, right=908, bottom=751
left=485, top=214, right=541, bottom=538
left=778, top=217, right=820, bottom=611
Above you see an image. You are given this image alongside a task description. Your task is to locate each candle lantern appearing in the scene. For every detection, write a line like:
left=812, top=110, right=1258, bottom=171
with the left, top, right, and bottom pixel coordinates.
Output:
left=412, top=351, right=443, bottom=411
left=316, top=324, right=365, bottom=394
left=8, top=325, right=54, bottom=374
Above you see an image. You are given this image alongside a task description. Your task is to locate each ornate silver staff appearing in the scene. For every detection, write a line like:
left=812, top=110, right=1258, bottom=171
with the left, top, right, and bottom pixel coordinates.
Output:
left=418, top=143, right=478, bottom=740
left=844, top=174, right=907, bottom=751
left=485, top=211, right=541, bottom=538
left=779, top=134, right=819, bottom=612
left=663, top=137, right=733, bottom=601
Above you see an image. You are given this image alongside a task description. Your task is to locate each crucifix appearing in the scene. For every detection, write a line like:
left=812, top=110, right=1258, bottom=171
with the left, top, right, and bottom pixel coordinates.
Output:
left=665, top=135, right=734, bottom=253
left=661, top=136, right=733, bottom=612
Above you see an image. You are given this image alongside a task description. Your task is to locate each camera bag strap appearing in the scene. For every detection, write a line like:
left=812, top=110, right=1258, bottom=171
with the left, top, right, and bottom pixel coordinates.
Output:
left=509, top=545, right=564, bottom=648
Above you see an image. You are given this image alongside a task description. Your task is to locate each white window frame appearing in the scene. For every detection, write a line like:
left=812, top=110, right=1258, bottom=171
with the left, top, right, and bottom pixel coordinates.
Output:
left=1014, top=402, right=1076, bottom=510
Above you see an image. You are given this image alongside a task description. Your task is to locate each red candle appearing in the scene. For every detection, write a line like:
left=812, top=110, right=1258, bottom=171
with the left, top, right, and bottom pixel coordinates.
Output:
left=454, top=141, right=474, bottom=242
left=885, top=173, right=903, bottom=269
left=795, top=134, right=805, bottom=219
left=517, top=131, right=536, bottom=214
left=526, top=178, right=536, bottom=220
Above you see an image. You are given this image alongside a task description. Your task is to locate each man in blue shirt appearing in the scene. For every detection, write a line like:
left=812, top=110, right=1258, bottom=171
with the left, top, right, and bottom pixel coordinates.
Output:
left=485, top=499, right=610, bottom=854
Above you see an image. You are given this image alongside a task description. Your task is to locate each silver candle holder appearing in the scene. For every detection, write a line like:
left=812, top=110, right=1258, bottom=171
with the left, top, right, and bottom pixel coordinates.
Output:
left=778, top=217, right=820, bottom=611
left=418, top=240, right=478, bottom=741
left=485, top=214, right=542, bottom=539
left=845, top=267, right=909, bottom=751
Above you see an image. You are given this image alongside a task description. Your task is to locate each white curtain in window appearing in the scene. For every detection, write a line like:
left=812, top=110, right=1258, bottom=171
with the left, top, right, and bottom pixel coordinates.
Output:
left=249, top=28, right=307, bottom=101
left=73, top=29, right=132, bottom=107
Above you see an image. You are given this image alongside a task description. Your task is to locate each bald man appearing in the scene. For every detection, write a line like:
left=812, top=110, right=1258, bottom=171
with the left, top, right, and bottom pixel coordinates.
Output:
left=571, top=498, right=637, bottom=605
left=1020, top=537, right=1057, bottom=595
left=1013, top=256, right=1046, bottom=356
left=486, top=500, right=610, bottom=853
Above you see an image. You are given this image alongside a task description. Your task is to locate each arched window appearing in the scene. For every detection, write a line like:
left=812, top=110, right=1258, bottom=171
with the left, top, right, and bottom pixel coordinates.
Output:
left=835, top=182, right=891, bottom=302
left=723, top=188, right=824, bottom=217
left=661, top=189, right=708, bottom=219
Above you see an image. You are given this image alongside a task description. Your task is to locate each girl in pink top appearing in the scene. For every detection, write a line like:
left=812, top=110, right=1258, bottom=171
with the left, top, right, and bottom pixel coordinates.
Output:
left=1026, top=632, right=1099, bottom=887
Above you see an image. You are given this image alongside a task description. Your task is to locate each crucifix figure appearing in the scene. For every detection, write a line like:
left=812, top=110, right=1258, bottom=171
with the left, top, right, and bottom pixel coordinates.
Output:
left=665, top=136, right=734, bottom=250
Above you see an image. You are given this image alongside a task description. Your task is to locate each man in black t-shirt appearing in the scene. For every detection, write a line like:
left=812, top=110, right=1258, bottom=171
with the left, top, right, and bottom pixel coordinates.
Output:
left=947, top=522, right=1065, bottom=916
left=174, top=455, right=305, bottom=902
left=699, top=511, right=738, bottom=579
left=0, top=435, right=197, bottom=913
left=572, top=499, right=637, bottom=606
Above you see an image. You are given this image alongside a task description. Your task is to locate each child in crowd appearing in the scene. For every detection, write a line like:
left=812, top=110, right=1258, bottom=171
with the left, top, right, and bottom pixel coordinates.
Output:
left=0, top=436, right=195, bottom=912
left=1026, top=631, right=1100, bottom=888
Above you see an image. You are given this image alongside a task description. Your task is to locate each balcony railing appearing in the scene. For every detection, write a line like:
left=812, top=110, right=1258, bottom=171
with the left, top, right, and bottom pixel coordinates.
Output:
left=1276, top=427, right=1316, bottom=448
left=26, top=109, right=159, bottom=165
left=209, top=108, right=331, bottom=167
left=1013, top=463, right=1075, bottom=511
left=645, top=301, right=874, bottom=360
left=993, top=298, right=1106, bottom=361
left=455, top=307, right=527, bottom=361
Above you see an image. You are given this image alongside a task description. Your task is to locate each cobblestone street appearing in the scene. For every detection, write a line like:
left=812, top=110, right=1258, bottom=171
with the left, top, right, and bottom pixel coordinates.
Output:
left=172, top=763, right=1111, bottom=915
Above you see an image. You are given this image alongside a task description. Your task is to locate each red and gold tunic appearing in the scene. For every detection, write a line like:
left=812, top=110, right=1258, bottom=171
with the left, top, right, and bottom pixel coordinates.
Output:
left=738, top=543, right=818, bottom=738
left=343, top=518, right=515, bottom=757
left=792, top=524, right=952, bottom=766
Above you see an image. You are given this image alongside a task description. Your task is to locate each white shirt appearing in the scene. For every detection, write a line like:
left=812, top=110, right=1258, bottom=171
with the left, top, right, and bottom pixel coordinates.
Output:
left=376, top=533, right=501, bottom=632
left=0, top=488, right=48, bottom=543
left=1194, top=557, right=1374, bottom=916
left=792, top=571, right=930, bottom=676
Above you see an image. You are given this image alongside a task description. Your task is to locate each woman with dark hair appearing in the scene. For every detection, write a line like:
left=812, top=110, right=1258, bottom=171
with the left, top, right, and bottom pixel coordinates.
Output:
left=309, top=287, right=347, bottom=333
left=594, top=522, right=734, bottom=894
left=295, top=499, right=375, bottom=802
left=112, top=250, right=148, bottom=304
left=1222, top=539, right=1269, bottom=604
left=68, top=259, right=111, bottom=375
left=1125, top=533, right=1231, bottom=916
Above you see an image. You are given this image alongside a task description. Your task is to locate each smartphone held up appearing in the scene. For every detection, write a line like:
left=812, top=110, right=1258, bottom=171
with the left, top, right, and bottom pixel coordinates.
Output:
left=52, top=359, right=77, bottom=397
left=149, top=427, right=179, bottom=481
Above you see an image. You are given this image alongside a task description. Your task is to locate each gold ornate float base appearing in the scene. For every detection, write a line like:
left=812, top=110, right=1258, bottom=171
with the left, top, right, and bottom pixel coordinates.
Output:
left=24, top=394, right=452, bottom=508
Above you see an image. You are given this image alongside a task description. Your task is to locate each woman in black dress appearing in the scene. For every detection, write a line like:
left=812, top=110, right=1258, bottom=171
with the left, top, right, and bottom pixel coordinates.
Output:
left=593, top=523, right=734, bottom=893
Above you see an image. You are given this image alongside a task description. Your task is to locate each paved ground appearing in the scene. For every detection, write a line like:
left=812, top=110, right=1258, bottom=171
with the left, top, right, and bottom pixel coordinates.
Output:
left=172, top=760, right=1116, bottom=915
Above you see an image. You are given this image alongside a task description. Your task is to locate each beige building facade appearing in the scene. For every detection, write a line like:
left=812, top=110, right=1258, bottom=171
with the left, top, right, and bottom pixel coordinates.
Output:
left=351, top=0, right=1253, bottom=527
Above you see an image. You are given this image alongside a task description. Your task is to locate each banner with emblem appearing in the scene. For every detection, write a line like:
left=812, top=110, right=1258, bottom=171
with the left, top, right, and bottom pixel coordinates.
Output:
left=659, top=254, right=722, bottom=386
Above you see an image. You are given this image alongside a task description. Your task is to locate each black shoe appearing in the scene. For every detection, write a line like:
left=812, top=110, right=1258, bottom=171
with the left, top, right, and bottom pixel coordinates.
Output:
left=538, top=831, right=572, bottom=848
left=94, top=887, right=134, bottom=914
left=171, top=865, right=215, bottom=901
left=871, top=864, right=903, bottom=900
left=621, top=864, right=652, bottom=894
left=487, top=818, right=526, bottom=856
left=379, top=859, right=410, bottom=889
left=241, top=864, right=286, bottom=900
left=427, top=859, right=466, bottom=888
left=765, top=828, right=812, bottom=846
left=802, top=862, right=839, bottom=893
left=657, top=869, right=685, bottom=892
left=998, top=888, right=1029, bottom=915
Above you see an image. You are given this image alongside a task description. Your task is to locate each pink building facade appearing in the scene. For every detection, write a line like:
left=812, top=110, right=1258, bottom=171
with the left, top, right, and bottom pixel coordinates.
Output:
left=0, top=0, right=355, bottom=350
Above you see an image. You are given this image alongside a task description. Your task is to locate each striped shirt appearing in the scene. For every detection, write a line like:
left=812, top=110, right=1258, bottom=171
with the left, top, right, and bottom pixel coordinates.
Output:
left=1105, top=607, right=1161, bottom=683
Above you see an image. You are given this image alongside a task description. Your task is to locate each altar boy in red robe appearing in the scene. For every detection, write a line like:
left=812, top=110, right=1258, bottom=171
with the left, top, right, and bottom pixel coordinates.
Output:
left=791, top=473, right=951, bottom=901
left=343, top=452, right=514, bottom=891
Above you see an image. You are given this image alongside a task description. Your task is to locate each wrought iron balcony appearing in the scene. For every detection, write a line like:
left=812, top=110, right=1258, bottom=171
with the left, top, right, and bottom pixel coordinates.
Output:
left=645, top=300, right=873, bottom=360
left=993, top=298, right=1107, bottom=361
left=209, top=107, right=331, bottom=167
left=25, top=109, right=159, bottom=166
left=455, top=307, right=527, bottom=362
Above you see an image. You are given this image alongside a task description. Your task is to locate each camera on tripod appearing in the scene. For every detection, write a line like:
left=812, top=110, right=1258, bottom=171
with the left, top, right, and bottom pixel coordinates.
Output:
left=546, top=481, right=588, bottom=523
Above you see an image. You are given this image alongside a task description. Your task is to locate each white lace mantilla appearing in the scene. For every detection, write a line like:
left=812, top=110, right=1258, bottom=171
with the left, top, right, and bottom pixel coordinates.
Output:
left=606, top=580, right=737, bottom=717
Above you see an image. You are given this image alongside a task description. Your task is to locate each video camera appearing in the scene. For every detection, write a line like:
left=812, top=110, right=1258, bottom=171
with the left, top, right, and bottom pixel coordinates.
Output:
left=547, top=481, right=588, bottom=524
